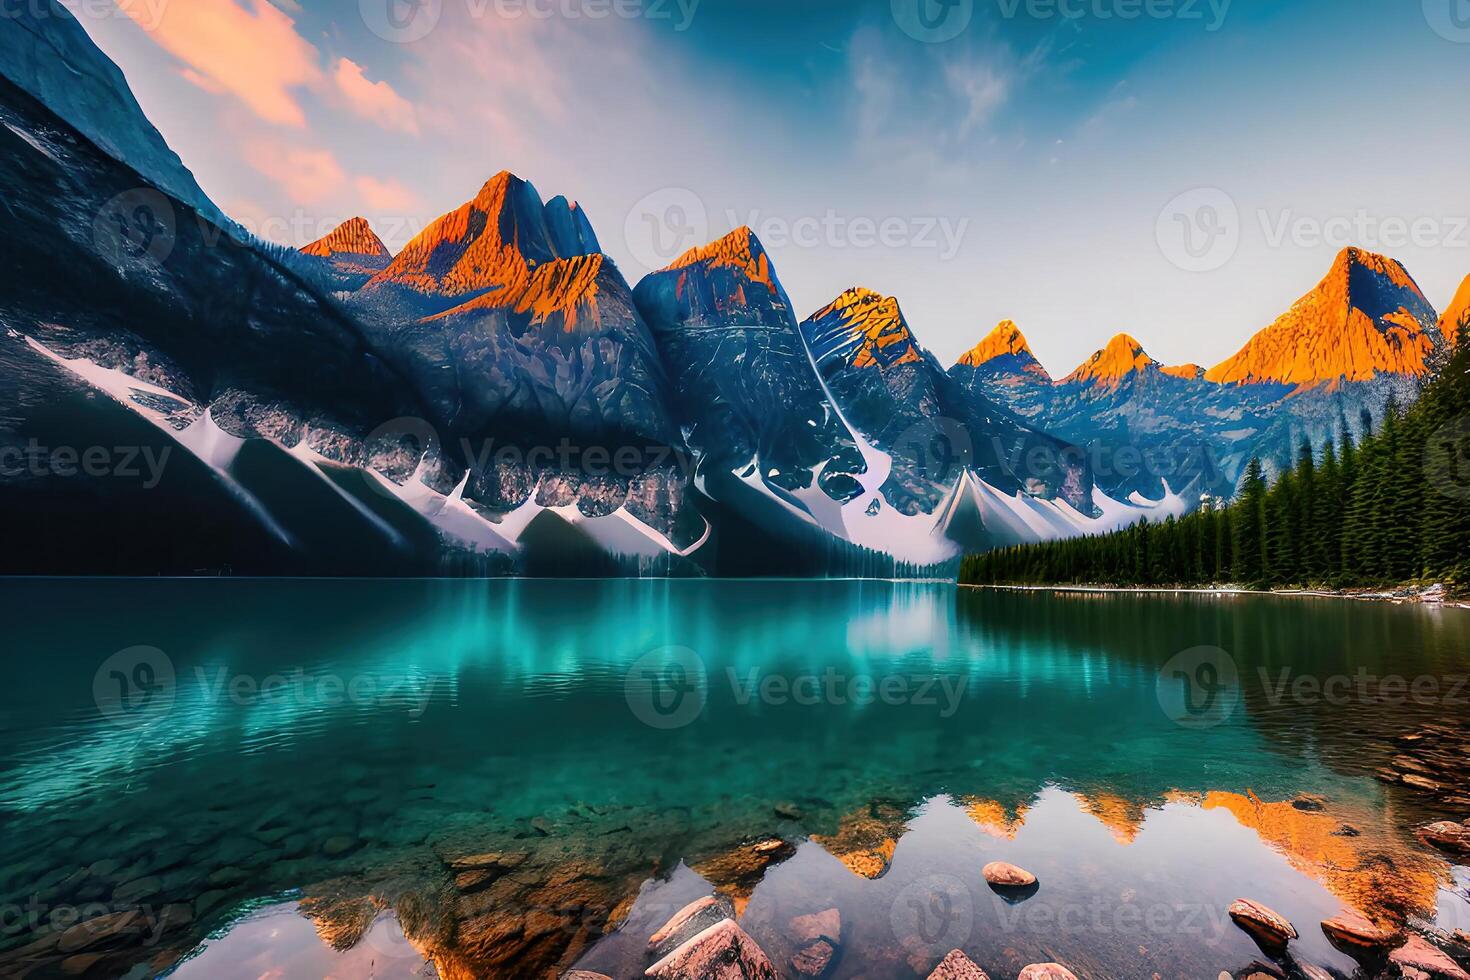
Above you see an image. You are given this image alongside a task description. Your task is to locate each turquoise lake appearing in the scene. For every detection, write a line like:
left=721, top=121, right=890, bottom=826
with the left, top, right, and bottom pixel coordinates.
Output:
left=0, top=580, right=1467, bottom=979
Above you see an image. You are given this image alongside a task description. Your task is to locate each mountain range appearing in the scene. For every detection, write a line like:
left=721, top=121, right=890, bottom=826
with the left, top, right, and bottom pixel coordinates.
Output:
left=0, top=5, right=1458, bottom=576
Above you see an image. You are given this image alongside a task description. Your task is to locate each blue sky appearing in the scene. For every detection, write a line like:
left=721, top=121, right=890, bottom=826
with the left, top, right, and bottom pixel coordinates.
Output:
left=74, top=0, right=1470, bottom=372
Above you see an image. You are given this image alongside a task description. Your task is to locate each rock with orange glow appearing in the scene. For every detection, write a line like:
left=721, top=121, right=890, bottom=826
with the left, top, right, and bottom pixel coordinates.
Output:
left=300, top=217, right=392, bottom=289
left=1207, top=248, right=1444, bottom=387
left=801, top=289, right=1092, bottom=516
left=1228, top=898, right=1298, bottom=950
left=1441, top=274, right=1470, bottom=350
left=631, top=228, right=872, bottom=544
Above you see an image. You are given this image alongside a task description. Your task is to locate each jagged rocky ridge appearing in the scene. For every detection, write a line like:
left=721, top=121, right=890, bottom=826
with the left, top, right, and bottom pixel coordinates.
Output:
left=0, top=6, right=1452, bottom=575
left=956, top=248, right=1453, bottom=500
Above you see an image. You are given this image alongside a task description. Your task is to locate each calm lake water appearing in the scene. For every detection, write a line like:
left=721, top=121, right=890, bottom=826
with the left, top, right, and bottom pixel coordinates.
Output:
left=0, top=580, right=1467, bottom=979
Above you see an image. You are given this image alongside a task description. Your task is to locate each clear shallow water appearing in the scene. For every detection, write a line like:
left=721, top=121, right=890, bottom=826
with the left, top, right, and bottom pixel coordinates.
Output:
left=0, top=580, right=1467, bottom=979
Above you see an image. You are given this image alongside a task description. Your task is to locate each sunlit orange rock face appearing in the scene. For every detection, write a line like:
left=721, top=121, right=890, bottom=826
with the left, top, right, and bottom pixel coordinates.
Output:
left=1206, top=247, right=1444, bottom=387
left=1200, top=791, right=1444, bottom=924
left=424, top=253, right=605, bottom=331
left=805, top=286, right=924, bottom=369
left=667, top=226, right=776, bottom=295
left=1160, top=363, right=1205, bottom=380
left=369, top=171, right=533, bottom=298
left=1440, top=273, right=1470, bottom=348
left=956, top=320, right=1053, bottom=381
left=301, top=216, right=390, bottom=261
left=1061, top=333, right=1156, bottom=388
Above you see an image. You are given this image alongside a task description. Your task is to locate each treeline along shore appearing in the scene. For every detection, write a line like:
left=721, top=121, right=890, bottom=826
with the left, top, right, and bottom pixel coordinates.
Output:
left=960, top=326, right=1470, bottom=593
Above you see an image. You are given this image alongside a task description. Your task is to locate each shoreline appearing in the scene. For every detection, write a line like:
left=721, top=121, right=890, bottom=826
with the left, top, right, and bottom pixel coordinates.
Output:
left=961, top=582, right=1470, bottom=608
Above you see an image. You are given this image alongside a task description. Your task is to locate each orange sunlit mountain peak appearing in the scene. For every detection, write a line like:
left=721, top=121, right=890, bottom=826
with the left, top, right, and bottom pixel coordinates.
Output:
left=808, top=286, right=924, bottom=369
left=1441, top=273, right=1470, bottom=348
left=957, top=320, right=1032, bottom=366
left=367, top=171, right=535, bottom=298
left=1160, top=363, right=1205, bottom=380
left=300, top=216, right=390, bottom=259
left=1062, top=332, right=1155, bottom=387
left=666, top=226, right=776, bottom=293
left=424, top=253, right=605, bottom=331
left=1204, top=246, right=1443, bottom=387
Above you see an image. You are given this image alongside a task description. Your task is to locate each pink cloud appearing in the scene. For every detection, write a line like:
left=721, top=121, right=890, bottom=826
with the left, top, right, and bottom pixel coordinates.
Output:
left=127, top=0, right=322, bottom=127
left=355, top=176, right=422, bottom=212
left=244, top=141, right=346, bottom=206
left=333, top=58, right=419, bottom=135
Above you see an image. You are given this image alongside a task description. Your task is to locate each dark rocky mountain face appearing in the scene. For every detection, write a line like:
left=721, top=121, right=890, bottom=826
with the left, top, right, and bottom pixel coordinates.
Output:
left=631, top=228, right=870, bottom=512
left=801, top=288, right=1093, bottom=516
left=346, top=171, right=703, bottom=550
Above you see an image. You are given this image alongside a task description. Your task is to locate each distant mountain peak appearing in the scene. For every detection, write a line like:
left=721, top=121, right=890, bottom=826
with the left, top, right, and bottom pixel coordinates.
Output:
left=1062, top=332, right=1155, bottom=386
left=1205, top=246, right=1443, bottom=386
left=1160, top=363, right=1205, bottom=381
left=300, top=217, right=389, bottom=260
left=955, top=320, right=1052, bottom=382
left=666, top=227, right=775, bottom=294
left=1441, top=274, right=1470, bottom=349
left=805, top=287, right=923, bottom=369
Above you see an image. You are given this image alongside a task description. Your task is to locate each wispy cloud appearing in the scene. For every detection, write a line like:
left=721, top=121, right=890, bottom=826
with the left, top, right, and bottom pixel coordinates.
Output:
left=125, top=0, right=322, bottom=127
left=333, top=58, right=419, bottom=136
left=355, top=175, right=422, bottom=212
left=244, top=140, right=344, bottom=205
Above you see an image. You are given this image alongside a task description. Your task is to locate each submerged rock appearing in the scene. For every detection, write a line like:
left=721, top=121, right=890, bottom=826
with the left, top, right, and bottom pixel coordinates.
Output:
left=926, top=948, right=991, bottom=979
left=981, top=861, right=1037, bottom=888
left=1018, top=964, right=1079, bottom=979
left=788, top=908, right=841, bottom=977
left=562, top=972, right=613, bottom=980
left=645, top=919, right=779, bottom=980
left=1419, top=822, right=1470, bottom=854
left=1228, top=899, right=1298, bottom=950
left=1389, top=935, right=1470, bottom=980
left=647, top=895, right=735, bottom=959
left=1320, top=908, right=1400, bottom=953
